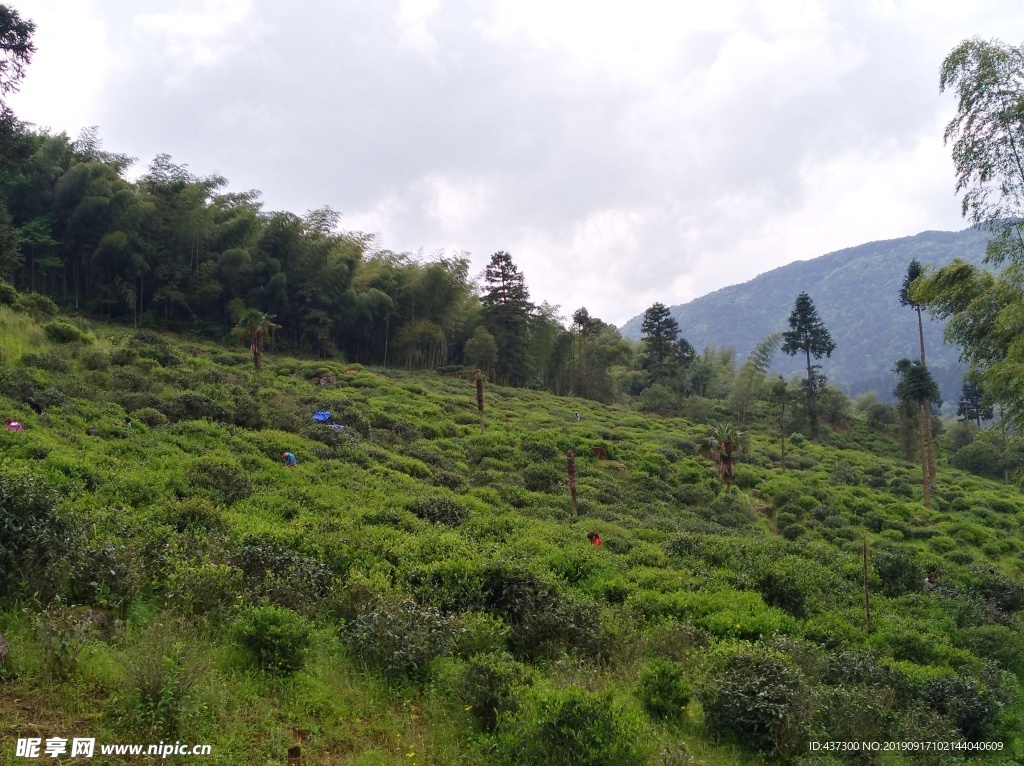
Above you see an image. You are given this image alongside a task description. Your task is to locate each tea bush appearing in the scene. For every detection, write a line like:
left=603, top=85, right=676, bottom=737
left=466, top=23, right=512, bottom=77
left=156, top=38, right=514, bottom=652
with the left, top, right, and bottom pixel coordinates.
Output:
left=231, top=604, right=311, bottom=674
left=134, top=406, right=168, bottom=427
left=166, top=563, right=243, bottom=616
left=410, top=496, right=469, bottom=526
left=698, top=641, right=812, bottom=758
left=481, top=563, right=601, bottom=659
left=457, top=651, right=537, bottom=732
left=44, top=320, right=92, bottom=344
left=634, top=657, right=692, bottom=719
left=187, top=460, right=253, bottom=505
left=347, top=598, right=459, bottom=678
left=494, top=685, right=650, bottom=766
left=0, top=471, right=74, bottom=604
left=872, top=547, right=923, bottom=596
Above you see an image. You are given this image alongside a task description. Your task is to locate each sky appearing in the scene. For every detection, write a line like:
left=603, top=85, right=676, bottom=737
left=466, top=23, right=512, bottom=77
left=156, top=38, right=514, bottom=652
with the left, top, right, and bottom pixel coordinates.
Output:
left=8, top=0, right=1024, bottom=326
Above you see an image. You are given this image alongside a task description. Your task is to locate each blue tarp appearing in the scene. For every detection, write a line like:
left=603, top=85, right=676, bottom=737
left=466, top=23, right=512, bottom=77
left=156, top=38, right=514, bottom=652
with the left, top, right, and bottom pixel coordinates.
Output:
left=312, top=411, right=332, bottom=422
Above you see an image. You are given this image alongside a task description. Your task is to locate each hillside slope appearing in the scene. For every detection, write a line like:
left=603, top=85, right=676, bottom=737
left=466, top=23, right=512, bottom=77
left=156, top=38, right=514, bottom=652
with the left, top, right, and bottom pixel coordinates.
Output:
left=0, top=309, right=1021, bottom=764
left=620, top=228, right=990, bottom=401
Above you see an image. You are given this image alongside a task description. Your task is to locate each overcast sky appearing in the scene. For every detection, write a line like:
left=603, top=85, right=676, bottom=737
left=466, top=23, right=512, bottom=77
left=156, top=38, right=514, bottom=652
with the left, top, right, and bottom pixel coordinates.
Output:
left=9, top=1, right=1024, bottom=325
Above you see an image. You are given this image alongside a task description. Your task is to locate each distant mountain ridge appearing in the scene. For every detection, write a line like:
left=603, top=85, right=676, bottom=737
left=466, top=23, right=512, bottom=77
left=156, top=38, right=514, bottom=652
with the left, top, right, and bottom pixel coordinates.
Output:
left=620, top=228, right=991, bottom=402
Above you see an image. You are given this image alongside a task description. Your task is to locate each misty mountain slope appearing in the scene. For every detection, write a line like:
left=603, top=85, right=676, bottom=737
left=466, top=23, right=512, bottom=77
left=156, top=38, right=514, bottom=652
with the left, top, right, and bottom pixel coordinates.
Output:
left=620, top=228, right=990, bottom=401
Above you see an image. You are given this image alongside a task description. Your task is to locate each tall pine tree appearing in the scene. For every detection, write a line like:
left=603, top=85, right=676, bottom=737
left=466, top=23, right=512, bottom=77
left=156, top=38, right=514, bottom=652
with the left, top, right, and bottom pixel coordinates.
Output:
left=781, top=292, right=835, bottom=442
left=480, top=251, right=533, bottom=386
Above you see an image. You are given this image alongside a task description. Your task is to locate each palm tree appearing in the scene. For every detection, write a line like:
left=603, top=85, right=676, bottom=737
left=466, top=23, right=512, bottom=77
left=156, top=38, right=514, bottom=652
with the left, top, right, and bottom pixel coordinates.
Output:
left=699, top=423, right=748, bottom=494
left=894, top=359, right=940, bottom=508
left=233, top=309, right=280, bottom=372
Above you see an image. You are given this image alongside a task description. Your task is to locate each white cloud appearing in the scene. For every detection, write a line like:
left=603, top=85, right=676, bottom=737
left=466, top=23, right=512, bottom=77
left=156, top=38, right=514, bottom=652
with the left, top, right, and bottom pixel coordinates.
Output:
left=10, top=0, right=1024, bottom=327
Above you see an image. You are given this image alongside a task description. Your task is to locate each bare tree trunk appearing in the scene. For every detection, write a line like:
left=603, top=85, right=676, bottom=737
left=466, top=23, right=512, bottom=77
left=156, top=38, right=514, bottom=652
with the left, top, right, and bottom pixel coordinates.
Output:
left=862, top=536, right=873, bottom=634
left=474, top=370, right=485, bottom=434
left=918, top=403, right=931, bottom=508
left=567, top=450, right=578, bottom=516
left=804, top=348, right=819, bottom=442
left=917, top=307, right=937, bottom=493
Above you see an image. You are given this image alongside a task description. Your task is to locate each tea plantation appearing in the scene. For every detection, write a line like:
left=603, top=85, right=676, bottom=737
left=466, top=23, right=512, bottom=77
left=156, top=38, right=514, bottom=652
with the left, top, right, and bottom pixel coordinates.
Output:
left=0, top=312, right=1022, bottom=765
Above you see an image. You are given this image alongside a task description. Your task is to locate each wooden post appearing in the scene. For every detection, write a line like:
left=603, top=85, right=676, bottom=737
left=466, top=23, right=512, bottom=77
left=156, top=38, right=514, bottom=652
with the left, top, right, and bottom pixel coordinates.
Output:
left=567, top=450, right=578, bottom=517
left=474, top=370, right=485, bottom=434
left=862, top=535, right=873, bottom=634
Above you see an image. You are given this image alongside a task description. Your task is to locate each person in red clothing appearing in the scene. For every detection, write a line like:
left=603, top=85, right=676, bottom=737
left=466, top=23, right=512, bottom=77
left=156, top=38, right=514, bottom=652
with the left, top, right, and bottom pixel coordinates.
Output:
left=5, top=417, right=22, bottom=432
left=587, top=530, right=602, bottom=547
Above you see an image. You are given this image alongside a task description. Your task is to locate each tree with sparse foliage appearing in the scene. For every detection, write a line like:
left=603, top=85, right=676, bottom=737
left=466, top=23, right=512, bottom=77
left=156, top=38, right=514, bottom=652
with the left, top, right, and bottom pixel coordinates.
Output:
left=958, top=379, right=993, bottom=427
left=699, top=423, right=748, bottom=494
left=900, top=259, right=936, bottom=490
left=781, top=293, right=835, bottom=442
left=233, top=308, right=280, bottom=372
left=940, top=37, right=1024, bottom=266
left=766, top=376, right=795, bottom=472
left=894, top=358, right=940, bottom=508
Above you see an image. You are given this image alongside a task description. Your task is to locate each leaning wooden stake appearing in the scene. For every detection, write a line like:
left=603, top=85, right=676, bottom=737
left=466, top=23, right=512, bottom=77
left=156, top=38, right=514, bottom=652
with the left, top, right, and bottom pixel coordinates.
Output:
left=862, top=535, right=873, bottom=634
left=567, top=450, right=578, bottom=516
left=474, top=370, right=485, bottom=434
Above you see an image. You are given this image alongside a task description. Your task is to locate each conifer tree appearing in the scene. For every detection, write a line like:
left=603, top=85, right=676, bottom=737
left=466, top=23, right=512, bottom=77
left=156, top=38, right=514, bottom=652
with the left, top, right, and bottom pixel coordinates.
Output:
left=480, top=251, right=533, bottom=386
left=781, top=293, right=835, bottom=442
left=894, top=358, right=940, bottom=508
left=640, top=302, right=680, bottom=366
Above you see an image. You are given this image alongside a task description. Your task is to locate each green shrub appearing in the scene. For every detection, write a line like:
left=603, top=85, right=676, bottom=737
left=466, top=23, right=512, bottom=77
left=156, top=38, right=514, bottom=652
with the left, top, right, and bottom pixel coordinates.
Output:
left=66, top=537, right=143, bottom=610
left=457, top=651, right=537, bottom=732
left=482, top=563, right=601, bottom=659
left=698, top=641, right=811, bottom=758
left=0, top=280, right=19, bottom=307
left=21, top=351, right=70, bottom=372
left=921, top=672, right=1005, bottom=742
left=410, top=496, right=469, bottom=526
left=44, top=320, right=93, bottom=344
left=110, top=347, right=138, bottom=366
left=128, top=330, right=180, bottom=366
left=110, top=367, right=153, bottom=393
left=521, top=463, right=560, bottom=492
left=134, top=407, right=168, bottom=427
left=162, top=393, right=228, bottom=422
left=21, top=292, right=58, bottom=320
left=80, top=348, right=109, bottom=370
left=454, top=611, right=511, bottom=656
left=232, top=604, right=311, bottom=674
left=347, top=598, right=458, bottom=678
left=166, top=563, right=242, bottom=616
left=951, top=441, right=1003, bottom=478
left=0, top=472, right=74, bottom=603
left=872, top=548, right=923, bottom=597
left=962, top=624, right=1024, bottom=676
left=120, top=622, right=205, bottom=737
left=187, top=460, right=253, bottom=505
left=635, top=658, right=692, bottom=719
left=495, top=685, right=649, bottom=766
left=830, top=460, right=859, bottom=485
left=228, top=537, right=333, bottom=611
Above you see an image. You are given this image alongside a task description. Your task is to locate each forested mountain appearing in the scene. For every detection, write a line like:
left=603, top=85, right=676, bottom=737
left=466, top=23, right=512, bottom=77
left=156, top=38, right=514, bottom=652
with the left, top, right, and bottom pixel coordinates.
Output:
left=620, top=229, right=990, bottom=402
